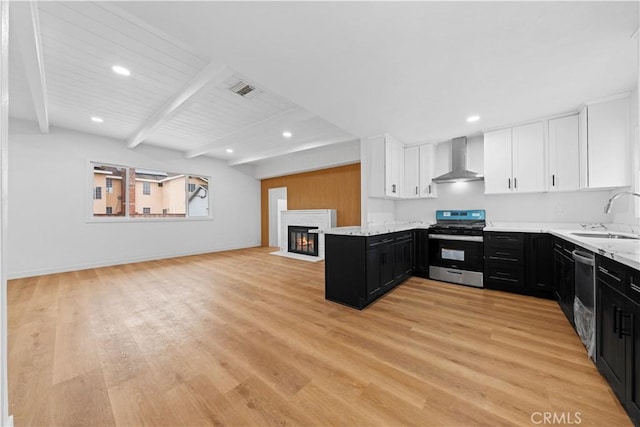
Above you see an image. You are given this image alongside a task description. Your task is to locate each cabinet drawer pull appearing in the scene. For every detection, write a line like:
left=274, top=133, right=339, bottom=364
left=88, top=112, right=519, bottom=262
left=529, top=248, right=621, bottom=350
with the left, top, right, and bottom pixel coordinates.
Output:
left=599, top=266, right=621, bottom=282
left=428, top=184, right=432, bottom=194
left=631, top=283, right=640, bottom=294
left=552, top=174, right=555, bottom=186
left=514, top=177, right=517, bottom=189
left=508, top=178, right=511, bottom=189
left=614, top=305, right=620, bottom=335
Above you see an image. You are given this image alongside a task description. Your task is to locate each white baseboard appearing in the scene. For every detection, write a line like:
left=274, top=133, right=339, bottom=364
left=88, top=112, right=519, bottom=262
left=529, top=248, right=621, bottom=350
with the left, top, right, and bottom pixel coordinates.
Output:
left=7, top=242, right=260, bottom=280
left=3, top=414, right=13, bottom=427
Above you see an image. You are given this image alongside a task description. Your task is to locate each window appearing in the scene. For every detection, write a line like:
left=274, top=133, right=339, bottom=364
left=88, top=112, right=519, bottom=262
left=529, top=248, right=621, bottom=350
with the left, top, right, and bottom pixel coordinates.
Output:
left=91, top=162, right=211, bottom=220
left=187, top=176, right=209, bottom=217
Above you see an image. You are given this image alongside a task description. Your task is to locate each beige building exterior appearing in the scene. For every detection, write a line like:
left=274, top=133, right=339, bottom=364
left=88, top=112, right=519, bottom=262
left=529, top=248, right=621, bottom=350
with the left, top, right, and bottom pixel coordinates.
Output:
left=92, top=170, right=124, bottom=216
left=93, top=166, right=208, bottom=217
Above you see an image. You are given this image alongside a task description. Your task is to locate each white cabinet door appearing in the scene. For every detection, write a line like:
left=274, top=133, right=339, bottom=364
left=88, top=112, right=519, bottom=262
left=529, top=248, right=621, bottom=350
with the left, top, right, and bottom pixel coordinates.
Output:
left=404, top=146, right=420, bottom=198
left=483, top=128, right=513, bottom=194
left=512, top=121, right=545, bottom=193
left=548, top=115, right=579, bottom=192
left=585, top=96, right=629, bottom=189
left=419, top=143, right=437, bottom=198
left=368, top=135, right=386, bottom=198
left=387, top=137, right=404, bottom=197
left=368, top=134, right=406, bottom=198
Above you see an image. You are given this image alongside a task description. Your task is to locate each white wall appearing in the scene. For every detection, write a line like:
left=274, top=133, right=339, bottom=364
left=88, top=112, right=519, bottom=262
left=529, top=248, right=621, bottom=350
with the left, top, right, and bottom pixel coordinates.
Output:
left=7, top=119, right=261, bottom=279
left=395, top=181, right=613, bottom=224
left=253, top=139, right=360, bottom=179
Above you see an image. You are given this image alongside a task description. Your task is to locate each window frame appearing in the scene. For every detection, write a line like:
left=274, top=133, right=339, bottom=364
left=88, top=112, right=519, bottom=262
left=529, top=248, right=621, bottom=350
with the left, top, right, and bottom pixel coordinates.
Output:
left=87, top=161, right=213, bottom=223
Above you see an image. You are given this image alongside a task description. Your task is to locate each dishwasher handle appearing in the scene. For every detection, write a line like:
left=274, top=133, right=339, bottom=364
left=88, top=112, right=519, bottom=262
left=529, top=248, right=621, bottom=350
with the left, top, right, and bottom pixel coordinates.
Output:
left=572, top=249, right=595, bottom=266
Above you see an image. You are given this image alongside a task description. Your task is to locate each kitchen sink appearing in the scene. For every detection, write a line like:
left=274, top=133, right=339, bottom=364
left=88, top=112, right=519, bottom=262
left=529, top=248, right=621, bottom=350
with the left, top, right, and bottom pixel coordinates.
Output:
left=571, top=232, right=640, bottom=240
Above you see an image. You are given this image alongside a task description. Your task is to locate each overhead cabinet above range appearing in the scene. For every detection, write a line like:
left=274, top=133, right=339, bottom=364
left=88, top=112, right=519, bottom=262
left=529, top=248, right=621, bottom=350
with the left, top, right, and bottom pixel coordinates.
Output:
left=483, top=121, right=545, bottom=195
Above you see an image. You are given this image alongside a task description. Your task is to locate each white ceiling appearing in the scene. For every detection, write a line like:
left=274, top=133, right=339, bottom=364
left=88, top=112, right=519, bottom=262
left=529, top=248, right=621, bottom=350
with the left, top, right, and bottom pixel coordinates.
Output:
left=9, top=1, right=638, bottom=164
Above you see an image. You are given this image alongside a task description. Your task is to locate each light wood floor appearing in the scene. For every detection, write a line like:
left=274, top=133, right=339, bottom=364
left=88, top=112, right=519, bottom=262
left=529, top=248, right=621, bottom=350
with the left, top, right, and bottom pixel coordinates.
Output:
left=8, top=247, right=631, bottom=426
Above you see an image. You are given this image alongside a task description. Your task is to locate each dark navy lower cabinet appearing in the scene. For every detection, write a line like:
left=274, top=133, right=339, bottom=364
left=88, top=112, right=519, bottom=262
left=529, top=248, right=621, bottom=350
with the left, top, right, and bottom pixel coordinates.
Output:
left=596, top=255, right=640, bottom=426
left=325, top=231, right=415, bottom=310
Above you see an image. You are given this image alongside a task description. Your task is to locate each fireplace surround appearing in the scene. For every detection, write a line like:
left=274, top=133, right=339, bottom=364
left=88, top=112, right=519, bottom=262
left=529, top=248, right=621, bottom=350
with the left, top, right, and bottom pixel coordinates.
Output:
left=278, top=209, right=337, bottom=260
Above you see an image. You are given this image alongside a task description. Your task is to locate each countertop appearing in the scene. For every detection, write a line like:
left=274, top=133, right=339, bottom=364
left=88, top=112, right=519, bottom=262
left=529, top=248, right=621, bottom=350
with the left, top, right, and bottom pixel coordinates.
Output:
left=325, top=221, right=640, bottom=271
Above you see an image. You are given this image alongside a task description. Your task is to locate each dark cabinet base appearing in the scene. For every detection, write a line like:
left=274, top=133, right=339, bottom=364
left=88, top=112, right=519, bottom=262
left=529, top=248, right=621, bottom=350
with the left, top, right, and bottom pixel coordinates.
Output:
left=325, top=231, right=414, bottom=310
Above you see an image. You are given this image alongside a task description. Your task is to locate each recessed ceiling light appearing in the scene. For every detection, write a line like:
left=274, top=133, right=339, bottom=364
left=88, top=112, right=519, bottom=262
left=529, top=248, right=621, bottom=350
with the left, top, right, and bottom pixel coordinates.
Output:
left=112, top=65, right=131, bottom=76
left=91, top=116, right=104, bottom=123
left=282, top=131, right=292, bottom=138
left=466, top=115, right=480, bottom=123
left=226, top=148, right=234, bottom=154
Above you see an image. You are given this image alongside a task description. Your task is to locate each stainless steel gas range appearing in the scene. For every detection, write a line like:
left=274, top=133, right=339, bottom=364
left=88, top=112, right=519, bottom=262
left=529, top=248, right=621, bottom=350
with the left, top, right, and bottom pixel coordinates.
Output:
left=428, top=209, right=486, bottom=288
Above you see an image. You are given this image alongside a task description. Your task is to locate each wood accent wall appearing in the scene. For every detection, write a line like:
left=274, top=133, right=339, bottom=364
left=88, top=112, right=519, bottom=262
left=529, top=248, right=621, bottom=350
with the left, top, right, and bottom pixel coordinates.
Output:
left=261, top=163, right=361, bottom=246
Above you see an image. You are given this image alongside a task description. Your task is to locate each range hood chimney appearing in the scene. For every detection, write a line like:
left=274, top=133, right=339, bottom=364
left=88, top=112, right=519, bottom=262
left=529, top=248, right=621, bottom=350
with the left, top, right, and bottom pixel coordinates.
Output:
left=432, top=136, right=483, bottom=183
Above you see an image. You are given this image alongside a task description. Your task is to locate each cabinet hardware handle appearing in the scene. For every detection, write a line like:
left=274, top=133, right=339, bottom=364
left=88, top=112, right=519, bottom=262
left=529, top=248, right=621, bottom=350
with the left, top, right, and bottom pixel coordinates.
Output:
left=631, top=283, right=640, bottom=294
left=415, top=186, right=418, bottom=195
left=621, top=313, right=633, bottom=337
left=514, top=177, right=517, bottom=189
left=614, top=306, right=621, bottom=336
left=392, top=184, right=396, bottom=193
left=508, top=178, right=511, bottom=189
left=552, top=174, right=555, bottom=186
left=428, top=184, right=431, bottom=194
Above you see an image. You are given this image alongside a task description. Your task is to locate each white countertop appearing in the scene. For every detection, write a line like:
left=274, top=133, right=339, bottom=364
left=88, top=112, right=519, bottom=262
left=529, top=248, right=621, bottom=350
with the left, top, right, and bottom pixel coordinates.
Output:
left=323, top=221, right=432, bottom=236
left=326, top=221, right=640, bottom=271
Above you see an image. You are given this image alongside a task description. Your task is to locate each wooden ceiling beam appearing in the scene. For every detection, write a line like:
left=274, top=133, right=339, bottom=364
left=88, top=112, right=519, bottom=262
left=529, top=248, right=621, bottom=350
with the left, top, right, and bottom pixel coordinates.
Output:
left=12, top=1, right=49, bottom=133
left=127, top=62, right=234, bottom=149
left=184, top=108, right=315, bottom=159
left=226, top=135, right=358, bottom=166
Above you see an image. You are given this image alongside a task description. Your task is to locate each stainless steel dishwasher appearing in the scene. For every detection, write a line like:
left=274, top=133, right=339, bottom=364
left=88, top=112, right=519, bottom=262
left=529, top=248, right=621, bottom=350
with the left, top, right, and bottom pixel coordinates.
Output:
left=573, top=248, right=596, bottom=360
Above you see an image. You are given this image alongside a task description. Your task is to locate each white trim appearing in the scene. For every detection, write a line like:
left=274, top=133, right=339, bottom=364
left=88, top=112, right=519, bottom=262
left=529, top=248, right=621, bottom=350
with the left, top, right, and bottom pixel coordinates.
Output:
left=583, top=91, right=631, bottom=107
left=11, top=1, right=48, bottom=134
left=6, top=244, right=260, bottom=280
left=0, top=0, right=11, bottom=423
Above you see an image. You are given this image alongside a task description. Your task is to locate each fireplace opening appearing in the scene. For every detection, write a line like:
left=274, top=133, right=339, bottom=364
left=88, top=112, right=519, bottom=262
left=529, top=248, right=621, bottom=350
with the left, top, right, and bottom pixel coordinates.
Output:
left=288, top=226, right=319, bottom=256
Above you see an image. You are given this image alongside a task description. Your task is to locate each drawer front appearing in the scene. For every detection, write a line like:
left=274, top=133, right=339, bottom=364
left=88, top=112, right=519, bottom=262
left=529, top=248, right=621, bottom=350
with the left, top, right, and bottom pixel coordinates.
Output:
left=368, top=233, right=396, bottom=248
left=597, top=256, right=627, bottom=294
left=626, top=267, right=640, bottom=305
left=485, top=232, right=524, bottom=245
left=485, top=262, right=525, bottom=288
left=485, top=242, right=524, bottom=263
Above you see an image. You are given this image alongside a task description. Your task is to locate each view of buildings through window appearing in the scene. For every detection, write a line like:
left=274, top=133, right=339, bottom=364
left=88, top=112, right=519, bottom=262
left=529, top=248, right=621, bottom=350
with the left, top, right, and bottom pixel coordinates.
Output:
left=92, top=163, right=210, bottom=219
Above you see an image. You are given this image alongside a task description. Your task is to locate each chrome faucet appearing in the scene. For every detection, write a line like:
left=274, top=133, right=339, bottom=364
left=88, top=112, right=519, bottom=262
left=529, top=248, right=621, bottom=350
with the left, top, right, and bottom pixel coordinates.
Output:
left=604, top=191, right=640, bottom=213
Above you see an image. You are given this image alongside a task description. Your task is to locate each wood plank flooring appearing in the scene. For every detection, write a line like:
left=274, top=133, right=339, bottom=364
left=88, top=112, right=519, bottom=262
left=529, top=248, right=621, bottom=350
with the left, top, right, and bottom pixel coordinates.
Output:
left=8, top=247, right=631, bottom=426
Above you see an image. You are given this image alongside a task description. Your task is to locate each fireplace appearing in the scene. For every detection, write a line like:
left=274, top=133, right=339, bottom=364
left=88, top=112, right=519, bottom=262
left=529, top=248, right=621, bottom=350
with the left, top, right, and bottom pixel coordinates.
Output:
left=288, top=226, right=319, bottom=256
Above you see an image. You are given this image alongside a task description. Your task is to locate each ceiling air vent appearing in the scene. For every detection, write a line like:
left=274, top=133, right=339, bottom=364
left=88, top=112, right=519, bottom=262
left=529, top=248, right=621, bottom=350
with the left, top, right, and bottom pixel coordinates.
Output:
left=228, top=80, right=257, bottom=98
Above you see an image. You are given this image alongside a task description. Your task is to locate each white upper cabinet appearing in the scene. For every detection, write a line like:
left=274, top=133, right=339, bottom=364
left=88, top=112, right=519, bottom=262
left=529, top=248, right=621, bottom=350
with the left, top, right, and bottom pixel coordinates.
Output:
left=483, top=128, right=513, bottom=194
left=512, top=122, right=545, bottom=193
left=368, top=134, right=405, bottom=198
left=484, top=122, right=545, bottom=194
left=404, top=146, right=420, bottom=198
left=418, top=143, right=437, bottom=198
left=579, top=95, right=630, bottom=189
left=404, top=144, right=437, bottom=199
left=548, top=114, right=580, bottom=192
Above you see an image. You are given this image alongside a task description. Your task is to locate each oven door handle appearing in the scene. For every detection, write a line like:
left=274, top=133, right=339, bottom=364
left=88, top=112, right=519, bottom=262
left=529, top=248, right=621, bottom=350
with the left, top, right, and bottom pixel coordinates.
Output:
left=428, top=234, right=483, bottom=242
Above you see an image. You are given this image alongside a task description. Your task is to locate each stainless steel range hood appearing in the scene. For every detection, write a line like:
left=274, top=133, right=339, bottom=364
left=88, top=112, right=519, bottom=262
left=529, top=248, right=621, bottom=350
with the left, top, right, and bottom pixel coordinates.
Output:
left=432, top=136, right=483, bottom=183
